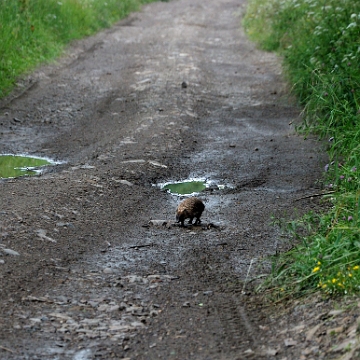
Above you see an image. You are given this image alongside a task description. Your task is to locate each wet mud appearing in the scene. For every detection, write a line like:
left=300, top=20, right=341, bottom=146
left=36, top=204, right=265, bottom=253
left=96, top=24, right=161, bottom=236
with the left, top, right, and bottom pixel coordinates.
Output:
left=0, top=0, right=337, bottom=359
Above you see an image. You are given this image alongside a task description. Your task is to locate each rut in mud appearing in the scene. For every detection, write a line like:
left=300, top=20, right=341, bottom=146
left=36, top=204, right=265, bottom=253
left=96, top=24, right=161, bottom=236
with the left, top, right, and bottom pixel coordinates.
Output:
left=0, top=0, right=326, bottom=359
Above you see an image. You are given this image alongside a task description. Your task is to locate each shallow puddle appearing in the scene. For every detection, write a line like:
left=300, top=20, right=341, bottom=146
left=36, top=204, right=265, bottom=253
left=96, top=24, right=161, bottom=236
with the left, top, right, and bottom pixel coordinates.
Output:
left=162, top=180, right=206, bottom=195
left=0, top=154, right=59, bottom=179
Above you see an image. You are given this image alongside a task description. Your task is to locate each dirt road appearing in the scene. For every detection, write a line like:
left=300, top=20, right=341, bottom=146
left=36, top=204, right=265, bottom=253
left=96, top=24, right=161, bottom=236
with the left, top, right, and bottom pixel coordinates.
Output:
left=0, top=0, right=337, bottom=359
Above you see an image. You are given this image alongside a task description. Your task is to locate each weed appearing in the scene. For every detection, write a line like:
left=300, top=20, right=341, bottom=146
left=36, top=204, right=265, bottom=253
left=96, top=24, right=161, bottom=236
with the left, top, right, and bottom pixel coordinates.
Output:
left=244, top=0, right=360, bottom=297
left=0, top=0, right=155, bottom=97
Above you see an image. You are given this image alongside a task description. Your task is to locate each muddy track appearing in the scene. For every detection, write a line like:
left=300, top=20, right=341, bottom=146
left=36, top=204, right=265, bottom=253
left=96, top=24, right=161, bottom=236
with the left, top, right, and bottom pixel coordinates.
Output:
left=0, top=0, right=328, bottom=359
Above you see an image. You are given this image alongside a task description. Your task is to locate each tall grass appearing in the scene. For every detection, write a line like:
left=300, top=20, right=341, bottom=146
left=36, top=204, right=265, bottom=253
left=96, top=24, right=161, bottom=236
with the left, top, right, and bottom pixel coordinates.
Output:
left=244, top=0, right=360, bottom=297
left=0, top=0, right=155, bottom=98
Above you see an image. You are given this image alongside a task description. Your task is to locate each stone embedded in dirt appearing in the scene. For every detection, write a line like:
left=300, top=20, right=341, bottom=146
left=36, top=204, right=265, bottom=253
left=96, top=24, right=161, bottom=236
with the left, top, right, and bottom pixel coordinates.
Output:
left=148, top=160, right=167, bottom=168
left=289, top=323, right=306, bottom=333
left=29, top=318, right=42, bottom=323
left=149, top=219, right=172, bottom=227
left=78, top=164, right=96, bottom=170
left=121, top=159, right=146, bottom=164
left=284, top=338, right=297, bottom=347
left=243, top=348, right=254, bottom=355
left=305, top=323, right=321, bottom=341
left=347, top=323, right=358, bottom=337
left=48, top=312, right=73, bottom=321
left=0, top=259, right=4, bottom=264
left=124, top=275, right=149, bottom=284
left=203, top=291, right=213, bottom=296
left=2, top=248, right=20, bottom=256
left=301, top=346, right=319, bottom=356
left=103, top=267, right=114, bottom=274
left=113, top=179, right=134, bottom=186
left=22, top=295, right=53, bottom=303
left=35, top=229, right=56, bottom=243
left=328, top=309, right=344, bottom=317
left=263, top=347, right=278, bottom=356
left=80, top=318, right=101, bottom=326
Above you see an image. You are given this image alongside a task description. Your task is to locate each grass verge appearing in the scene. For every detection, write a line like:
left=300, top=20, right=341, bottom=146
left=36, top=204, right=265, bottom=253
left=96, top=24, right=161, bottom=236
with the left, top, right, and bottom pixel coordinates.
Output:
left=243, top=0, right=360, bottom=297
left=0, top=0, right=156, bottom=98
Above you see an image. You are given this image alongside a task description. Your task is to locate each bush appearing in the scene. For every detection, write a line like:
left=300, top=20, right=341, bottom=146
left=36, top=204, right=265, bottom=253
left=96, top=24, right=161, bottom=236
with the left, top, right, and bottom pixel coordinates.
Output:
left=0, top=0, right=155, bottom=97
left=244, top=0, right=360, bottom=296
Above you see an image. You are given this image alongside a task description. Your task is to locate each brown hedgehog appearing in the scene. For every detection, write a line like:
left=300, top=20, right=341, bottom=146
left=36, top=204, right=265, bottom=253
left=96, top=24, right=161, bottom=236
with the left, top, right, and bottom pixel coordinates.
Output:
left=176, top=197, right=205, bottom=227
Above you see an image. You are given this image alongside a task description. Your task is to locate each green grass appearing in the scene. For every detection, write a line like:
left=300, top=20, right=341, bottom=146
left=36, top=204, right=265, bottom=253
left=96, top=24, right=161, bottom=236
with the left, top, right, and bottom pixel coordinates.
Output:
left=0, top=0, right=156, bottom=98
left=244, top=0, right=360, bottom=297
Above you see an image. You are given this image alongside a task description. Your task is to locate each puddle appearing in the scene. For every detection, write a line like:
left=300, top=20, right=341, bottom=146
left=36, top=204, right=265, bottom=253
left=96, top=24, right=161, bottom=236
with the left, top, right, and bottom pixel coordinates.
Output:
left=163, top=181, right=206, bottom=195
left=0, top=154, right=61, bottom=179
left=159, top=178, right=229, bottom=195
left=162, top=180, right=207, bottom=195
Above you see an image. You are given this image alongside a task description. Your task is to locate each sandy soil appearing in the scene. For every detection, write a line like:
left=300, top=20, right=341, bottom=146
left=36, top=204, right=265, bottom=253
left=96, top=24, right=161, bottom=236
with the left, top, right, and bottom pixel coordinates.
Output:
left=1, top=0, right=359, bottom=359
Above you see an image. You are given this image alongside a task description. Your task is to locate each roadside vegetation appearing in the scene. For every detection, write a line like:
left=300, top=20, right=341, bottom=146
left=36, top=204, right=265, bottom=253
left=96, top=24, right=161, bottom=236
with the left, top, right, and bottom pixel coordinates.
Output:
left=0, top=0, right=156, bottom=98
left=244, top=0, right=360, bottom=297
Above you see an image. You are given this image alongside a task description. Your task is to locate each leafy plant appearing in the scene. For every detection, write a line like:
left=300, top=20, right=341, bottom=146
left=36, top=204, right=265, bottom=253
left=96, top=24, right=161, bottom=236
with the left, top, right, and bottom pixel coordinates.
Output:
left=244, top=0, right=360, bottom=296
left=0, top=0, right=156, bottom=97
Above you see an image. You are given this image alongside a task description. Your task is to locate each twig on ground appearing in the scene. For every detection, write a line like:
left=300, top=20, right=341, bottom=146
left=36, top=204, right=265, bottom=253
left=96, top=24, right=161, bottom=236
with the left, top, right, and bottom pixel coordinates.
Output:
left=294, top=190, right=335, bottom=201
left=128, top=243, right=154, bottom=249
left=0, top=345, right=15, bottom=353
left=242, top=258, right=255, bottom=294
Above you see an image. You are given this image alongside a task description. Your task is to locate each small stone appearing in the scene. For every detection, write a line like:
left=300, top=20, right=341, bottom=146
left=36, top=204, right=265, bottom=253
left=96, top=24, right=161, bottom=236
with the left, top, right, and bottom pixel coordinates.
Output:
left=306, top=323, right=321, bottom=341
left=116, top=179, right=133, bottom=186
left=328, top=309, right=344, bottom=317
left=244, top=348, right=254, bottom=355
left=108, top=305, right=120, bottom=312
left=103, top=267, right=113, bottom=274
left=48, top=312, right=73, bottom=321
left=2, top=248, right=20, bottom=256
left=182, top=302, right=191, bottom=307
left=148, top=160, right=167, bottom=168
left=29, top=318, right=42, bottom=323
left=284, top=338, right=297, bottom=347
left=265, top=348, right=278, bottom=356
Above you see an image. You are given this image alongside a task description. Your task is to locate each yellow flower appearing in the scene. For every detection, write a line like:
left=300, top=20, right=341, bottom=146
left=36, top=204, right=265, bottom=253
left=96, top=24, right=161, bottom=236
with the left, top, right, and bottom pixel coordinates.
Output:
left=349, top=273, right=353, bottom=277
left=332, top=278, right=337, bottom=284
left=312, top=266, right=320, bottom=273
left=317, top=261, right=321, bottom=265
left=337, top=283, right=344, bottom=288
left=322, top=284, right=327, bottom=289
left=353, top=265, right=359, bottom=270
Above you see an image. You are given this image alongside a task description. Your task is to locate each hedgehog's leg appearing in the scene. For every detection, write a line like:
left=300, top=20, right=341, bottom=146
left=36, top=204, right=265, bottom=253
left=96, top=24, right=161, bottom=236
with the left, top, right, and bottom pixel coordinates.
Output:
left=188, top=217, right=194, bottom=224
left=195, top=217, right=201, bottom=225
left=180, top=217, right=185, bottom=227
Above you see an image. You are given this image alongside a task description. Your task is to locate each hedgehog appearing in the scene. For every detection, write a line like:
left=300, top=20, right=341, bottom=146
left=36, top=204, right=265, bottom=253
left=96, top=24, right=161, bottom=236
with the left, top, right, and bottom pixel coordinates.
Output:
left=176, top=197, right=205, bottom=227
